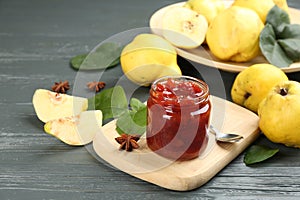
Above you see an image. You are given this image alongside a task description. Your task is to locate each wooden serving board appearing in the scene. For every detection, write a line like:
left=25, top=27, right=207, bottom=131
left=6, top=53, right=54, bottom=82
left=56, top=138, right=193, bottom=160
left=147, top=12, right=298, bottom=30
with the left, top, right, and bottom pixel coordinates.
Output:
left=92, top=96, right=260, bottom=191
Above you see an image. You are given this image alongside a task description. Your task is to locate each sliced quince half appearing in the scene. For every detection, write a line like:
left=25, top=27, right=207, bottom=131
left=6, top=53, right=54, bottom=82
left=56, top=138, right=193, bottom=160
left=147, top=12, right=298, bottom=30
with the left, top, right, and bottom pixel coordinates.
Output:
left=44, top=110, right=103, bottom=146
left=162, top=6, right=208, bottom=49
left=32, top=89, right=88, bottom=123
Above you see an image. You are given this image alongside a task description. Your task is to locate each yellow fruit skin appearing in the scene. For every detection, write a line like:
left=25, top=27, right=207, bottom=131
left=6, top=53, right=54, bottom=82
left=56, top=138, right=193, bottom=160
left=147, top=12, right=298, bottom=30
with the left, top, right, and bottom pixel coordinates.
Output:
left=184, top=0, right=225, bottom=25
left=206, top=6, right=264, bottom=62
left=233, top=0, right=275, bottom=23
left=258, top=81, right=300, bottom=148
left=272, top=0, right=289, bottom=14
left=231, top=64, right=288, bottom=113
left=121, top=34, right=182, bottom=86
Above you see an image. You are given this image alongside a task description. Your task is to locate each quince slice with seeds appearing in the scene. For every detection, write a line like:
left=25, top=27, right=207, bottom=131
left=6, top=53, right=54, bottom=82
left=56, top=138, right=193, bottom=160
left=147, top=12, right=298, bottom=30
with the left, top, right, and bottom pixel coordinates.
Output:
left=162, top=6, right=208, bottom=49
left=32, top=89, right=88, bottom=123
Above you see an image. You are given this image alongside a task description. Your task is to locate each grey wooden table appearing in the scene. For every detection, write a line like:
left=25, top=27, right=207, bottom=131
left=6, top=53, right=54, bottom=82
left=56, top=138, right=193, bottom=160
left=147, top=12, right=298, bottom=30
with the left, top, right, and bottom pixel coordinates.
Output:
left=1, top=0, right=300, bottom=199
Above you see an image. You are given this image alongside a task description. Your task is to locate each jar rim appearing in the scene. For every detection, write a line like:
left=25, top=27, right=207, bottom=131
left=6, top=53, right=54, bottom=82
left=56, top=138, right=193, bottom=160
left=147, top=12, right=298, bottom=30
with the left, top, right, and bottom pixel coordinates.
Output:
left=151, top=75, right=210, bottom=102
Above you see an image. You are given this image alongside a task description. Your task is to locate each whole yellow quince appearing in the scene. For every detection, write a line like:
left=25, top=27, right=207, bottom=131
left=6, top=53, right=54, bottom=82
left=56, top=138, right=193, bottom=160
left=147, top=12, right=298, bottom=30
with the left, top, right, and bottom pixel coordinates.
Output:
left=231, top=64, right=288, bottom=113
left=258, top=81, right=300, bottom=148
left=120, top=34, right=182, bottom=86
left=233, top=0, right=275, bottom=23
left=184, top=0, right=225, bottom=25
left=206, top=6, right=264, bottom=62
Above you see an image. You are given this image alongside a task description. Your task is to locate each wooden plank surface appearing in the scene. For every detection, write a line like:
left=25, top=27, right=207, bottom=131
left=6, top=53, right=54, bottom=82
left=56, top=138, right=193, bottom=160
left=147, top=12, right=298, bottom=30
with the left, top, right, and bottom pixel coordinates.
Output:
left=1, top=0, right=300, bottom=199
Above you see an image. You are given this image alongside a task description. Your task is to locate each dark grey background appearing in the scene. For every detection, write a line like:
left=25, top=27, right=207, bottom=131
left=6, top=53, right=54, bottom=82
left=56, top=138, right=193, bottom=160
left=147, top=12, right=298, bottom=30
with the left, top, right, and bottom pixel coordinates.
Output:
left=1, top=0, right=300, bottom=199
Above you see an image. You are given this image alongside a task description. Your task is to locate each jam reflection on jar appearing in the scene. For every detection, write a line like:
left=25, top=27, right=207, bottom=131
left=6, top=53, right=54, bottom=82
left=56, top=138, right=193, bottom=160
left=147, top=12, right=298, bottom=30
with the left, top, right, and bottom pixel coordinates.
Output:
left=146, top=76, right=211, bottom=161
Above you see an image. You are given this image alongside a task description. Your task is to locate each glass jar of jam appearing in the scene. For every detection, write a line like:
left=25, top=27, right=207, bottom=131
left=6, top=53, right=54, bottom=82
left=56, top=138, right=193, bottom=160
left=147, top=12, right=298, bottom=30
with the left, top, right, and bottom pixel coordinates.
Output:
left=146, top=76, right=211, bottom=161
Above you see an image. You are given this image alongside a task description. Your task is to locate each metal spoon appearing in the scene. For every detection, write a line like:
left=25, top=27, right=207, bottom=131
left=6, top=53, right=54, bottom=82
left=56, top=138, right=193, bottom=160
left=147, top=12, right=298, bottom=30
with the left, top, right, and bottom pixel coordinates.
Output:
left=209, top=125, right=244, bottom=143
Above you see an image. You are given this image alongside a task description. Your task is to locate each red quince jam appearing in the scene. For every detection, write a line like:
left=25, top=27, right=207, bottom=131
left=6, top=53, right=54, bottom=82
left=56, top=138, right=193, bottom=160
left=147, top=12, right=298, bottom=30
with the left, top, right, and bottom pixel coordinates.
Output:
left=146, top=76, right=211, bottom=161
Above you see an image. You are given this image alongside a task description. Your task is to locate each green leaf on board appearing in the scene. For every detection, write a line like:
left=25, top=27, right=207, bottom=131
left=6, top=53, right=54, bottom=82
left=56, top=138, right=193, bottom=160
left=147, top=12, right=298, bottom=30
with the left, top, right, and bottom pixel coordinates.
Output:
left=244, top=145, right=279, bottom=165
left=115, top=106, right=147, bottom=135
left=130, top=98, right=146, bottom=112
left=70, top=42, right=122, bottom=70
left=88, top=86, right=128, bottom=120
left=88, top=86, right=147, bottom=135
left=132, top=105, right=147, bottom=127
left=116, top=97, right=147, bottom=135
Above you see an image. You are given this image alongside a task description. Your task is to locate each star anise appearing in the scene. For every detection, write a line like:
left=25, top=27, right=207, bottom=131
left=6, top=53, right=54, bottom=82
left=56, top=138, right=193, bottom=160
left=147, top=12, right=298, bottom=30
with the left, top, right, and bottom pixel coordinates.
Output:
left=115, top=134, right=140, bottom=151
left=51, top=80, right=70, bottom=93
left=87, top=81, right=106, bottom=92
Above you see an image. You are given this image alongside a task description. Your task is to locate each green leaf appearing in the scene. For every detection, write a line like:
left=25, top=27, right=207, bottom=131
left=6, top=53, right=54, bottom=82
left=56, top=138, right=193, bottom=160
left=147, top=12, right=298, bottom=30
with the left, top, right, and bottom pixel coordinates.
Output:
left=277, top=24, right=300, bottom=61
left=110, top=57, right=121, bottom=66
left=278, top=38, right=300, bottom=61
left=260, top=6, right=300, bottom=68
left=244, top=145, right=279, bottom=165
left=259, top=24, right=293, bottom=68
left=130, top=98, right=146, bottom=112
left=132, top=106, right=147, bottom=127
left=116, top=99, right=147, bottom=135
left=88, top=85, right=147, bottom=135
left=70, top=42, right=122, bottom=70
left=70, top=54, right=88, bottom=69
left=266, top=5, right=290, bottom=37
left=277, top=24, right=300, bottom=39
left=88, top=86, right=128, bottom=120
left=116, top=106, right=147, bottom=135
